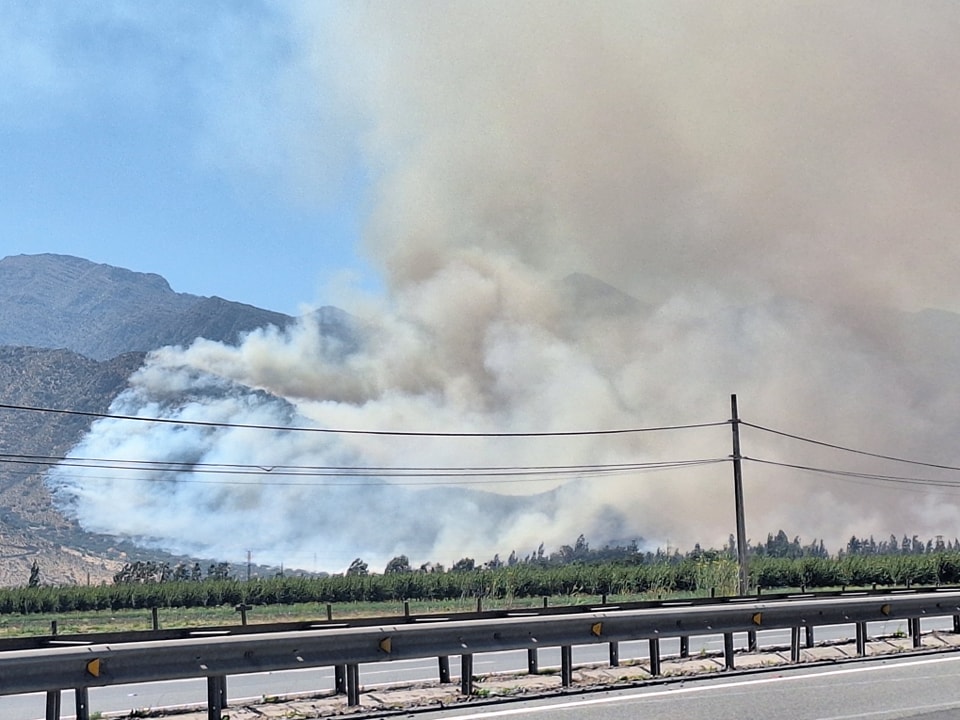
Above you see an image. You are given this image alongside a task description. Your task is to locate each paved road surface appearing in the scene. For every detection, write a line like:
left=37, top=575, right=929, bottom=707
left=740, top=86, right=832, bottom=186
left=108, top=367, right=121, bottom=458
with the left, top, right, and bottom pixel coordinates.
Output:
left=412, top=654, right=960, bottom=720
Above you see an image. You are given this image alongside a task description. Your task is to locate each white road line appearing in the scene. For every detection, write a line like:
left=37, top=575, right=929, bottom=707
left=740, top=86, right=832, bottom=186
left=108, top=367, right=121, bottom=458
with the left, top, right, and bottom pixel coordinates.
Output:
left=435, top=654, right=960, bottom=719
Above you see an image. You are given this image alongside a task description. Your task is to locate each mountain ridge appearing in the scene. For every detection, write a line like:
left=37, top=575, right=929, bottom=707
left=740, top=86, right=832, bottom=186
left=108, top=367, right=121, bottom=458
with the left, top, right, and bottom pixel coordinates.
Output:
left=0, top=253, right=296, bottom=360
left=0, top=253, right=326, bottom=586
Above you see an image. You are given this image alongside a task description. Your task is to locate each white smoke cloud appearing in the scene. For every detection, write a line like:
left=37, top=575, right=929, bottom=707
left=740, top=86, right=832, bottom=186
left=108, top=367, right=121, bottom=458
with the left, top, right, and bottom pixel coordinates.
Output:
left=48, top=2, right=960, bottom=570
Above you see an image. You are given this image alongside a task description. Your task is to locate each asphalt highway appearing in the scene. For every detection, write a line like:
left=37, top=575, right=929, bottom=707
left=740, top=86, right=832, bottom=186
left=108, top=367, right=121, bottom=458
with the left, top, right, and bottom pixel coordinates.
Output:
left=411, top=653, right=960, bottom=720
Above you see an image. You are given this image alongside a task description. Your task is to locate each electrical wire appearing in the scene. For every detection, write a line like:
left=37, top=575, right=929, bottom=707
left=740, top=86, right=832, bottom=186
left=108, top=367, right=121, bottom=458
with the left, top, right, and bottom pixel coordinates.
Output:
left=745, top=456, right=960, bottom=489
left=0, top=402, right=731, bottom=488
left=741, top=421, right=960, bottom=472
left=0, top=402, right=728, bottom=438
left=0, top=452, right=729, bottom=485
left=17, top=402, right=960, bottom=492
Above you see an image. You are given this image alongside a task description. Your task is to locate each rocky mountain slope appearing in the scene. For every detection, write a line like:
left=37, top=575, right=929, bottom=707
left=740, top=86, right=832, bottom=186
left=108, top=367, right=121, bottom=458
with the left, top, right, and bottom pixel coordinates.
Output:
left=0, top=347, right=149, bottom=585
left=0, top=254, right=306, bottom=586
left=0, top=253, right=295, bottom=360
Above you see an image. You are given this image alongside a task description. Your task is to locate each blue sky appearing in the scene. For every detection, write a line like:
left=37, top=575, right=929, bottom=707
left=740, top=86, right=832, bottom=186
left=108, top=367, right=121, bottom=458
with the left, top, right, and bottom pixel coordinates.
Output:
left=1, top=2, right=375, bottom=316
left=8, top=2, right=960, bottom=565
left=5, top=3, right=959, bottom=319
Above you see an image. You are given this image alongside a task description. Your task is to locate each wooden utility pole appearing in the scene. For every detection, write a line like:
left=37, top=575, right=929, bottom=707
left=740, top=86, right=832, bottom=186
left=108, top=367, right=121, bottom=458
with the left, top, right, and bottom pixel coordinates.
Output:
left=730, top=394, right=749, bottom=595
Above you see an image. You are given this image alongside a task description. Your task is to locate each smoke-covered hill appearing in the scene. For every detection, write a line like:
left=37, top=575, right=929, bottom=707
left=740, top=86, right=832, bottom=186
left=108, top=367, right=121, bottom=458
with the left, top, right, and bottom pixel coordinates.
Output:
left=5, top=251, right=960, bottom=584
left=0, top=253, right=353, bottom=585
left=0, top=346, right=148, bottom=585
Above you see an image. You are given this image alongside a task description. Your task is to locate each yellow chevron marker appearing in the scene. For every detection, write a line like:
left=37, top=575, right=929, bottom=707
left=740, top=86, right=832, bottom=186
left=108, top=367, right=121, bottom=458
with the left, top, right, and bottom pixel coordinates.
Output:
left=379, top=637, right=392, bottom=653
left=881, top=604, right=892, bottom=616
left=591, top=622, right=603, bottom=637
left=86, top=658, right=101, bottom=677
left=752, top=612, right=762, bottom=626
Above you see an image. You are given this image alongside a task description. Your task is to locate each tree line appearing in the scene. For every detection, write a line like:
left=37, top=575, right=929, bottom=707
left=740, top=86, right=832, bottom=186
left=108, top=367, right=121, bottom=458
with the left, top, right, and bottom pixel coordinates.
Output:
left=7, top=550, right=960, bottom=616
left=112, top=560, right=231, bottom=584
left=102, top=530, right=960, bottom=587
left=1, top=530, right=958, bottom=617
left=350, top=530, right=960, bottom=578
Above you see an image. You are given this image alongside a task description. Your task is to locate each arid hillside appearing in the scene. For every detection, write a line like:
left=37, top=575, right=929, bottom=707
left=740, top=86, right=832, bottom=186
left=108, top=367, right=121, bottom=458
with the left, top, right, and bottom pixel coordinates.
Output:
left=0, top=254, right=310, bottom=586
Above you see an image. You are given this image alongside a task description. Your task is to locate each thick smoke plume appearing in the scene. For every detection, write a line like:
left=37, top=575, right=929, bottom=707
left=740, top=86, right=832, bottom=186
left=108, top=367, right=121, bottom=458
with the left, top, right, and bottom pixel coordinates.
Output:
left=49, top=3, right=960, bottom=571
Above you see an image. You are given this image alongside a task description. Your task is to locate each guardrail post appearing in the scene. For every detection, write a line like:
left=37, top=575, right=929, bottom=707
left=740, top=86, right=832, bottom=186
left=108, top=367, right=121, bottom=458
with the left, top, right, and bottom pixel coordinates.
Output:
left=335, top=665, right=347, bottom=694
left=51, top=620, right=58, bottom=635
left=805, top=625, right=814, bottom=648
left=527, top=647, right=539, bottom=674
left=152, top=607, right=160, bottom=630
left=235, top=604, right=250, bottom=626
left=460, top=654, right=474, bottom=695
left=648, top=638, right=661, bottom=676
left=346, top=664, right=360, bottom=706
left=747, top=630, right=758, bottom=652
left=561, top=645, right=573, bottom=686
left=790, top=627, right=801, bottom=663
left=45, top=690, right=60, bottom=720
left=679, top=635, right=689, bottom=658
left=953, top=614, right=960, bottom=634
left=206, top=676, right=226, bottom=720
left=438, top=655, right=451, bottom=683
left=910, top=617, right=921, bottom=648
left=75, top=687, right=90, bottom=720
left=723, top=633, right=735, bottom=670
left=855, top=622, right=866, bottom=656
left=608, top=640, right=619, bottom=667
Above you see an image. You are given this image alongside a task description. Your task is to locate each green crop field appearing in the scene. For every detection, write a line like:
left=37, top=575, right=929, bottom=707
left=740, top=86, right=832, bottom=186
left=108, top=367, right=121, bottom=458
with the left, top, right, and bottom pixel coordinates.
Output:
left=3, top=551, right=960, bottom=638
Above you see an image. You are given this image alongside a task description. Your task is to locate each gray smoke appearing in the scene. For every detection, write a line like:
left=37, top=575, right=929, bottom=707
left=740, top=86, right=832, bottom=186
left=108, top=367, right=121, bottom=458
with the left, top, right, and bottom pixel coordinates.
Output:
left=49, top=3, right=960, bottom=570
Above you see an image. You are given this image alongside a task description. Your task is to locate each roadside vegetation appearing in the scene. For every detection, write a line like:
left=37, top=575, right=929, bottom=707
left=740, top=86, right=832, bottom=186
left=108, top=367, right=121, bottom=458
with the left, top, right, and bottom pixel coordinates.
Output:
left=4, top=530, right=959, bottom=637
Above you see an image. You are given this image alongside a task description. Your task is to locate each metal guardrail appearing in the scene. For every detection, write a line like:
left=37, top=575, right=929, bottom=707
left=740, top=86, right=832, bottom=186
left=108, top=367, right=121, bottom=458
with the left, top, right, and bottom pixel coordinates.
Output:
left=6, top=588, right=960, bottom=720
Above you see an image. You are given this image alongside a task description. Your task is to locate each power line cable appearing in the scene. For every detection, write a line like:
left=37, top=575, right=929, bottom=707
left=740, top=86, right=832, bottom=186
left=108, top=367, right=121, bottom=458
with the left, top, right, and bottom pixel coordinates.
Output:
left=741, top=421, right=960, bottom=472
left=0, top=402, right=727, bottom=438
left=0, top=452, right=723, bottom=475
left=745, top=456, right=960, bottom=489
left=2, top=452, right=728, bottom=485
left=40, top=465, right=727, bottom=487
